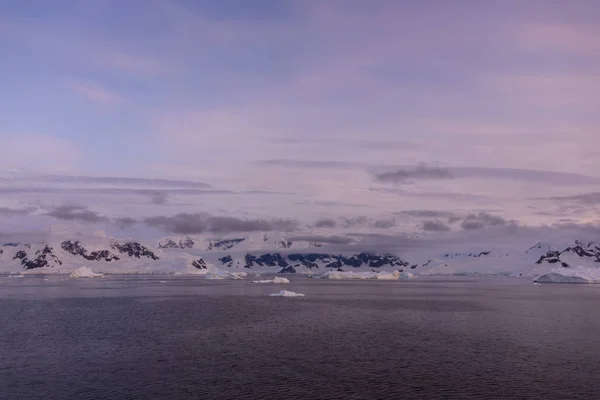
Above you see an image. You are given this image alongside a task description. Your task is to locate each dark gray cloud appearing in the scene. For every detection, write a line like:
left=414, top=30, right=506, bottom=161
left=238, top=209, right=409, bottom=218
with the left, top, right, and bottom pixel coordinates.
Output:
left=44, top=205, right=108, bottom=223
left=293, top=200, right=368, bottom=208
left=313, top=218, right=337, bottom=228
left=395, top=210, right=461, bottom=219
left=450, top=168, right=600, bottom=186
left=148, top=191, right=169, bottom=205
left=374, top=164, right=453, bottom=184
left=257, top=159, right=600, bottom=186
left=546, top=192, right=600, bottom=205
left=373, top=218, right=396, bottom=229
left=448, top=215, right=464, bottom=223
left=144, top=213, right=299, bottom=234
left=343, top=216, right=370, bottom=228
left=287, top=234, right=354, bottom=245
left=0, top=187, right=233, bottom=195
left=459, top=212, right=510, bottom=230
left=339, top=216, right=398, bottom=229
left=256, top=159, right=368, bottom=169
left=115, top=217, right=137, bottom=229
left=422, top=220, right=452, bottom=232
left=341, top=232, right=423, bottom=253
left=0, top=206, right=36, bottom=216
left=41, top=175, right=212, bottom=188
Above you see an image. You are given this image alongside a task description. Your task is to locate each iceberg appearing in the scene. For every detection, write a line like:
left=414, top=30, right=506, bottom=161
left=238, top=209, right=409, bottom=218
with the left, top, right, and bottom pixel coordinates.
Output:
left=252, top=277, right=290, bottom=284
left=205, top=269, right=243, bottom=280
left=269, top=290, right=305, bottom=297
left=400, top=271, right=418, bottom=279
left=318, top=271, right=403, bottom=280
left=69, top=266, right=103, bottom=278
left=533, top=267, right=600, bottom=284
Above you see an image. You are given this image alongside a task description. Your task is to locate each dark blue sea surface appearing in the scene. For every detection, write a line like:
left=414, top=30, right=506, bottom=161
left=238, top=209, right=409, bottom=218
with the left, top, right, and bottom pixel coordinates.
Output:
left=1, top=275, right=600, bottom=399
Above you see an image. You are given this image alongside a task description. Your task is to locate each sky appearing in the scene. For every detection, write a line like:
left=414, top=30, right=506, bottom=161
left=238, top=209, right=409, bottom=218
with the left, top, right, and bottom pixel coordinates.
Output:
left=1, top=0, right=599, bottom=242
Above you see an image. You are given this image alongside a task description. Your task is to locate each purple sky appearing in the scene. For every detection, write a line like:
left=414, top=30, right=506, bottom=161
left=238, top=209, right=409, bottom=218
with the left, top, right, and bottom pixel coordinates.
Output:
left=1, top=0, right=599, bottom=239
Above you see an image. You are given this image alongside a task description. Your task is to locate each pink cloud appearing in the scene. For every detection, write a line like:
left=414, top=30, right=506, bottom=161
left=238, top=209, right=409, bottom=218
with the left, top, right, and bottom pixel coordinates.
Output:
left=68, top=80, right=124, bottom=105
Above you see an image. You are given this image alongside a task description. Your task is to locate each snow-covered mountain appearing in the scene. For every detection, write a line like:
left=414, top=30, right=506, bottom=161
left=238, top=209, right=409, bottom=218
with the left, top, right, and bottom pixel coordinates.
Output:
left=1, top=231, right=599, bottom=278
left=0, top=237, right=209, bottom=275
left=157, top=232, right=324, bottom=252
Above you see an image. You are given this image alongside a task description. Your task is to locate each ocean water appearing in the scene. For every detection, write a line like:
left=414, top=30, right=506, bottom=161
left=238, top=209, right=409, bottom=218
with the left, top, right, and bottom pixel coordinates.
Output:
left=2, top=275, right=600, bottom=399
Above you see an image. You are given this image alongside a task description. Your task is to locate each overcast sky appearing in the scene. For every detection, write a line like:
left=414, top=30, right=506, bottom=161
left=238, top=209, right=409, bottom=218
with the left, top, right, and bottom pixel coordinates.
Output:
left=1, top=0, right=599, bottom=239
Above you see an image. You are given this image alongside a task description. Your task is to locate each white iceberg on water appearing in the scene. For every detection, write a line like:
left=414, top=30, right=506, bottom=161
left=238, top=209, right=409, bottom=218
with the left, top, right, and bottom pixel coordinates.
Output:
left=69, top=266, right=103, bottom=278
left=269, top=290, right=305, bottom=297
left=252, top=277, right=290, bottom=284
left=400, top=271, right=418, bottom=279
left=534, top=267, right=600, bottom=284
left=205, top=269, right=244, bottom=280
left=316, top=270, right=416, bottom=280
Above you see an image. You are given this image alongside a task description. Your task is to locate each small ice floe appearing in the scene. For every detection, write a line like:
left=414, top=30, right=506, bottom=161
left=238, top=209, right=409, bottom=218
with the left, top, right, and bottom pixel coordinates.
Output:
left=252, top=277, right=290, bottom=284
left=69, top=266, right=104, bottom=278
left=269, top=290, right=305, bottom=297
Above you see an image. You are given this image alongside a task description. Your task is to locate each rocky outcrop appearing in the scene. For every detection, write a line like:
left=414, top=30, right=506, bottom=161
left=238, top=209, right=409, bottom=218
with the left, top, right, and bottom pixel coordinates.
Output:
left=217, top=252, right=410, bottom=272
left=15, top=245, right=62, bottom=270
left=61, top=240, right=120, bottom=262
left=158, top=237, right=195, bottom=249
left=111, top=242, right=159, bottom=260
left=206, top=238, right=244, bottom=251
left=191, top=259, right=208, bottom=269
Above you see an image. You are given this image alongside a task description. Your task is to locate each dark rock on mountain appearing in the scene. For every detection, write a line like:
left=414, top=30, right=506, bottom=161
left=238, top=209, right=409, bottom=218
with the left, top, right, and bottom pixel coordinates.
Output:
left=191, top=259, right=207, bottom=270
left=444, top=252, right=494, bottom=259
left=61, top=240, right=120, bottom=262
left=279, top=265, right=296, bottom=274
left=207, top=238, right=245, bottom=251
left=180, top=237, right=195, bottom=249
left=244, top=253, right=289, bottom=268
left=159, top=237, right=195, bottom=249
left=278, top=240, right=293, bottom=249
left=535, top=240, right=600, bottom=268
left=111, top=242, right=159, bottom=260
left=159, top=239, right=179, bottom=249
left=17, top=246, right=62, bottom=270
left=221, top=252, right=410, bottom=272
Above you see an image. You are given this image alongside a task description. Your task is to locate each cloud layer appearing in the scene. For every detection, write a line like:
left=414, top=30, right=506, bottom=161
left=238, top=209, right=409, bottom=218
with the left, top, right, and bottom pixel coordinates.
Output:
left=1, top=1, right=598, bottom=238
left=144, top=213, right=299, bottom=235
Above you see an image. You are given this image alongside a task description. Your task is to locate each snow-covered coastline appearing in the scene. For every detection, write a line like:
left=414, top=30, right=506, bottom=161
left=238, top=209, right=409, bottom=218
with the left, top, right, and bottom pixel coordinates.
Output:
left=1, top=233, right=599, bottom=283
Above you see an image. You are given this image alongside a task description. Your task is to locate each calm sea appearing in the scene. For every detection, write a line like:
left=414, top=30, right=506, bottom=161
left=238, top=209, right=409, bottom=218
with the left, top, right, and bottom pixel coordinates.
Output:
left=2, top=275, right=600, bottom=399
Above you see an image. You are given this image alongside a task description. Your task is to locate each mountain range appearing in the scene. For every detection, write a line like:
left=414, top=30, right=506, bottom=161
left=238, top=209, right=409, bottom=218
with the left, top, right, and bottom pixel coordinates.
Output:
left=1, top=231, right=599, bottom=277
